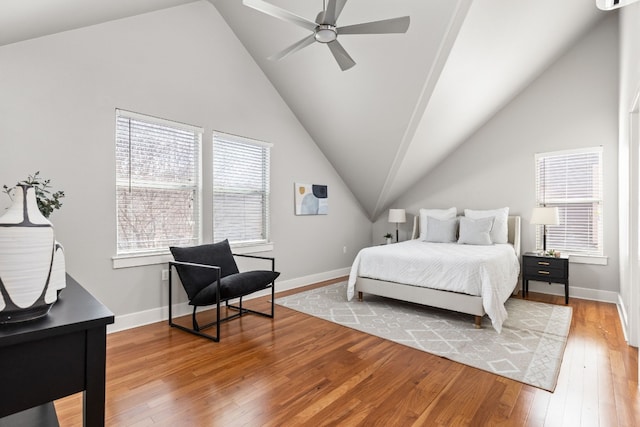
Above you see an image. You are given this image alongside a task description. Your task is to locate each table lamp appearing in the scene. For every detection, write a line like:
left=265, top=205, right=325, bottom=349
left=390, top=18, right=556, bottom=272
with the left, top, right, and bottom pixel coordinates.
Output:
left=531, top=207, right=559, bottom=253
left=388, top=209, right=406, bottom=242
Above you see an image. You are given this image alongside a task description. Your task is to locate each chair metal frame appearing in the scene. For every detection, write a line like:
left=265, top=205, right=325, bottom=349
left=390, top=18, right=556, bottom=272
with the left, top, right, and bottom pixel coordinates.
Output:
left=168, top=253, right=276, bottom=342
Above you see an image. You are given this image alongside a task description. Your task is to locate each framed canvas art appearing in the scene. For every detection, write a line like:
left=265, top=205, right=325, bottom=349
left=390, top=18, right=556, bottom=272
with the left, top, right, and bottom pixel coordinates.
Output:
left=295, top=183, right=328, bottom=215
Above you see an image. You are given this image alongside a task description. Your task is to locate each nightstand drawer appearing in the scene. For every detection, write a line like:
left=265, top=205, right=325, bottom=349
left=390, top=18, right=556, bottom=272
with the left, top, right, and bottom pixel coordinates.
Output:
left=523, top=256, right=565, bottom=270
left=525, top=267, right=566, bottom=282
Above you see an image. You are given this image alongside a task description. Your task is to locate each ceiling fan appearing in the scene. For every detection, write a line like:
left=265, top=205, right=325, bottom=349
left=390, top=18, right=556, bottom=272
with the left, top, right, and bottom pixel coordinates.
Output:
left=242, top=0, right=410, bottom=71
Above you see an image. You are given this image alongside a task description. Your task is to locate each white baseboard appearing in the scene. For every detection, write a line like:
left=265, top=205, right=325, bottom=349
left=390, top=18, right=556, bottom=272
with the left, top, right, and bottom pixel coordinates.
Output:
left=617, top=293, right=630, bottom=343
left=107, top=267, right=350, bottom=334
left=110, top=270, right=621, bottom=335
left=526, top=281, right=619, bottom=304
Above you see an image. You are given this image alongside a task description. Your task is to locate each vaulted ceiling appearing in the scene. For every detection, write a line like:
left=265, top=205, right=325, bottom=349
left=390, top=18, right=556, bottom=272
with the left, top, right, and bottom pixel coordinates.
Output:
left=0, top=0, right=605, bottom=220
left=212, top=0, right=605, bottom=220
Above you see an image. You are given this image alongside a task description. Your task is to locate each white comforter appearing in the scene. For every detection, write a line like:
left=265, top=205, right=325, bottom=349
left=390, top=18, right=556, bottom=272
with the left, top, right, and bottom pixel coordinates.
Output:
left=347, top=240, right=520, bottom=332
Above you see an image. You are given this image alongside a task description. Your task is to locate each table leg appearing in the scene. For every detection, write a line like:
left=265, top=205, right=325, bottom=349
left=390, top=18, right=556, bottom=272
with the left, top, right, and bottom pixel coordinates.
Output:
left=84, top=326, right=107, bottom=427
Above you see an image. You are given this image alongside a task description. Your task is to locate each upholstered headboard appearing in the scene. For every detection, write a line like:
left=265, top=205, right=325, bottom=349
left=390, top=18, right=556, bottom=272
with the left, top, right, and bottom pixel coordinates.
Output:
left=410, top=215, right=521, bottom=257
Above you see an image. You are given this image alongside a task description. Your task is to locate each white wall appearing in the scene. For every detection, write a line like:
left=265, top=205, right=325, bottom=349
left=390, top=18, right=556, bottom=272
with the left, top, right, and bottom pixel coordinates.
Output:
left=375, top=15, right=619, bottom=299
left=0, top=1, right=371, bottom=326
left=619, top=4, right=640, bottom=345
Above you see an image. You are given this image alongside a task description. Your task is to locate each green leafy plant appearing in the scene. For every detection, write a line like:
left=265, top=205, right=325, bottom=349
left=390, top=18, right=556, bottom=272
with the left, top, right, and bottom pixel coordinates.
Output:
left=384, top=233, right=393, bottom=239
left=3, top=171, right=65, bottom=218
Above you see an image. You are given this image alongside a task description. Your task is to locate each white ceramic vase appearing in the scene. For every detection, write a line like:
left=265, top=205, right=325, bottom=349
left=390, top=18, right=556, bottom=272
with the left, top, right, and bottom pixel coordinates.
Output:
left=0, top=184, right=66, bottom=323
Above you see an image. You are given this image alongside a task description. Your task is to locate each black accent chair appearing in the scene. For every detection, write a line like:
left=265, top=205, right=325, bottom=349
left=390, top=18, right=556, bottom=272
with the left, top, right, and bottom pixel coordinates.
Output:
left=168, top=239, right=279, bottom=342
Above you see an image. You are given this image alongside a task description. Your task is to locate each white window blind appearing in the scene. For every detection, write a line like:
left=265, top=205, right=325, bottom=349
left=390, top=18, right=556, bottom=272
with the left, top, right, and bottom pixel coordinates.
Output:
left=115, top=109, right=202, bottom=255
left=213, top=132, right=271, bottom=246
left=535, top=147, right=603, bottom=256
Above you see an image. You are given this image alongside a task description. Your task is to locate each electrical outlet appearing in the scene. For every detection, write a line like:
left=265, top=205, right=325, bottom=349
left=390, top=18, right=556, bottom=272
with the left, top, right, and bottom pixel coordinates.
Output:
left=343, top=246, right=347, bottom=254
left=161, top=269, right=169, bottom=281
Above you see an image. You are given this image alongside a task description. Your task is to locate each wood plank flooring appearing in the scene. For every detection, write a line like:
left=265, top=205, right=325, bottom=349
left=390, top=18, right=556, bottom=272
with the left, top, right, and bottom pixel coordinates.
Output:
left=55, top=278, right=639, bottom=426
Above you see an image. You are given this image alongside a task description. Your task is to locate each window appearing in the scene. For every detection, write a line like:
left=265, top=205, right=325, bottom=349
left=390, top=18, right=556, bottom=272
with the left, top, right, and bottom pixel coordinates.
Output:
left=115, top=110, right=202, bottom=255
left=535, top=147, right=603, bottom=256
left=213, top=131, right=271, bottom=246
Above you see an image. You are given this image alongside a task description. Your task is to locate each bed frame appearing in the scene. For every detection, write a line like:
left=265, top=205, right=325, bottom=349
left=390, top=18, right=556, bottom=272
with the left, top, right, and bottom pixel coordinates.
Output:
left=355, top=215, right=521, bottom=328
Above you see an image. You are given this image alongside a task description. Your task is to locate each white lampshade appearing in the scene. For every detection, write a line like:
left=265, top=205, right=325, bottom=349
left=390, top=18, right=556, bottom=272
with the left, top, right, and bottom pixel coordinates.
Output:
left=388, top=209, right=406, bottom=223
left=530, top=207, right=560, bottom=226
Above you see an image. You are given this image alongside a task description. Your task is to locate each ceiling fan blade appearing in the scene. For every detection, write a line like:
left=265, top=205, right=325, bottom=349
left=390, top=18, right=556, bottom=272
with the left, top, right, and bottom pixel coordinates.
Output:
left=243, top=0, right=317, bottom=32
left=334, top=0, right=348, bottom=22
left=268, top=34, right=316, bottom=61
left=319, top=0, right=348, bottom=25
left=339, top=16, right=410, bottom=35
left=327, top=40, right=356, bottom=71
left=323, top=0, right=337, bottom=25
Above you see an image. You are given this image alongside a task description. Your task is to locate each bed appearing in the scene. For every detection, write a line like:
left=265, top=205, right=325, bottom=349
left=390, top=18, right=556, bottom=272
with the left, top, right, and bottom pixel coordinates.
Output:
left=347, top=215, right=521, bottom=333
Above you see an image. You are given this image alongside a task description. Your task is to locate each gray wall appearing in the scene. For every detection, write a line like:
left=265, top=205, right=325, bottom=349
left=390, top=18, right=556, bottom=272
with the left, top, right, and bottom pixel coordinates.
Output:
left=375, top=15, right=620, bottom=298
left=0, top=1, right=371, bottom=326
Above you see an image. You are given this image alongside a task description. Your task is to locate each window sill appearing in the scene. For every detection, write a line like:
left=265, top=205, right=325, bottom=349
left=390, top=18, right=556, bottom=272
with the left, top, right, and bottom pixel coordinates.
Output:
left=569, top=254, right=608, bottom=266
left=231, top=242, right=274, bottom=254
left=112, top=252, right=173, bottom=269
left=112, top=243, right=274, bottom=269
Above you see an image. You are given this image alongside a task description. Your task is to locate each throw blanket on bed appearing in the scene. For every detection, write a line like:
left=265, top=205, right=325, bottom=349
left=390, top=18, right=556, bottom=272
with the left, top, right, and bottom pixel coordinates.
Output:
left=347, top=241, right=520, bottom=332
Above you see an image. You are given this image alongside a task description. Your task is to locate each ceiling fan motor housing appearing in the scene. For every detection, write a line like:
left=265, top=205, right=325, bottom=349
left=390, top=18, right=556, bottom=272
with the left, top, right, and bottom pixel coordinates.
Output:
left=315, top=24, right=337, bottom=43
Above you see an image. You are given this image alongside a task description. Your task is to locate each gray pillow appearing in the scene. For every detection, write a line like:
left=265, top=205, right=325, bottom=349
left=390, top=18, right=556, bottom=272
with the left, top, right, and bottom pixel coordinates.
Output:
left=418, top=207, right=457, bottom=240
left=458, top=216, right=494, bottom=245
left=424, top=216, right=458, bottom=243
left=464, top=207, right=509, bottom=244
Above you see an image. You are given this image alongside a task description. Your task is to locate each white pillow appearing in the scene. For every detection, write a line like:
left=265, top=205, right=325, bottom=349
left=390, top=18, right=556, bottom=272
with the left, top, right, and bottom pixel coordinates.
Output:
left=419, top=207, right=457, bottom=240
left=464, top=207, right=509, bottom=244
left=458, top=216, right=493, bottom=245
left=424, top=217, right=458, bottom=243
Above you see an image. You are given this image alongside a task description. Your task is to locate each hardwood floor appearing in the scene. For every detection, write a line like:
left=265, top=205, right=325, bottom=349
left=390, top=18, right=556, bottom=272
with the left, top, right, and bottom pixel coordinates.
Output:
left=55, top=278, right=639, bottom=426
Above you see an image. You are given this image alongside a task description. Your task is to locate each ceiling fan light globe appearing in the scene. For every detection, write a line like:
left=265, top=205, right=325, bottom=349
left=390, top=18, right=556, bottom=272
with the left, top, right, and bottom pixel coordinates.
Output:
left=315, top=25, right=337, bottom=43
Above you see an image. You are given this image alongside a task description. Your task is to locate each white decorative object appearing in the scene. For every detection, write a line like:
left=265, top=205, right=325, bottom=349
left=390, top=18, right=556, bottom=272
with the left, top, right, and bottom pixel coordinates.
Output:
left=596, top=0, right=640, bottom=11
left=0, top=185, right=66, bottom=323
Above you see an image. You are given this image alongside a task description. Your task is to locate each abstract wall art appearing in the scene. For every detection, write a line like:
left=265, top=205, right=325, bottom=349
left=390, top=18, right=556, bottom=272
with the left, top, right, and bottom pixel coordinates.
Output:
left=294, top=183, right=328, bottom=215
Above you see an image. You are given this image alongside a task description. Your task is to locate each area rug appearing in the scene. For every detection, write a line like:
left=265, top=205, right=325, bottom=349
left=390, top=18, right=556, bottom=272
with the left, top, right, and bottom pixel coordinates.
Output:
left=275, top=282, right=572, bottom=392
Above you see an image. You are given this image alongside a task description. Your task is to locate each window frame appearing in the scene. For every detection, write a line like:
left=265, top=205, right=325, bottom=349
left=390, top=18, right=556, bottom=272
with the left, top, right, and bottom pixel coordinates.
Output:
left=212, top=131, right=273, bottom=252
left=534, top=146, right=604, bottom=261
left=113, top=109, right=203, bottom=264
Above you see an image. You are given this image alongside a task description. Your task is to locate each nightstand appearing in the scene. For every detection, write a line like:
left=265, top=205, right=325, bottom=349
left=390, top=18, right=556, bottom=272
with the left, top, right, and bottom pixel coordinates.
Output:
left=522, top=252, right=569, bottom=304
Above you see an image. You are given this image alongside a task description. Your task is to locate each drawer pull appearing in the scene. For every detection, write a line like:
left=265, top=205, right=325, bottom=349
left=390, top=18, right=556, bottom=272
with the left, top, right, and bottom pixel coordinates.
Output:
left=538, top=270, right=550, bottom=275
left=537, top=261, right=550, bottom=266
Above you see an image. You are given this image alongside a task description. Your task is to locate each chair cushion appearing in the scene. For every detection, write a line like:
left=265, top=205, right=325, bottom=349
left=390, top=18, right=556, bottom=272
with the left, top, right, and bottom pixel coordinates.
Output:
left=170, top=240, right=239, bottom=300
left=190, top=270, right=280, bottom=306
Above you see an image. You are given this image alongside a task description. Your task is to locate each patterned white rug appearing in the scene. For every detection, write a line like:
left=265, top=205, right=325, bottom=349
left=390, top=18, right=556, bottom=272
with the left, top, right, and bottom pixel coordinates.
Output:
left=276, top=282, right=572, bottom=392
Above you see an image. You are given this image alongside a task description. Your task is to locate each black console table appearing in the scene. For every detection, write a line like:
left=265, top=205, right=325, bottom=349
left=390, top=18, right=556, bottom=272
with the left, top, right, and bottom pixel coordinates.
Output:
left=0, top=275, right=114, bottom=426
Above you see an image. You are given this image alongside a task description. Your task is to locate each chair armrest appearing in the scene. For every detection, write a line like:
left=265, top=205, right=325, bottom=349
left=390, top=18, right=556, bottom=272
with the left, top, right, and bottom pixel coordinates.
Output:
left=168, top=261, right=222, bottom=306
left=232, top=253, right=276, bottom=271
left=169, top=261, right=222, bottom=272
